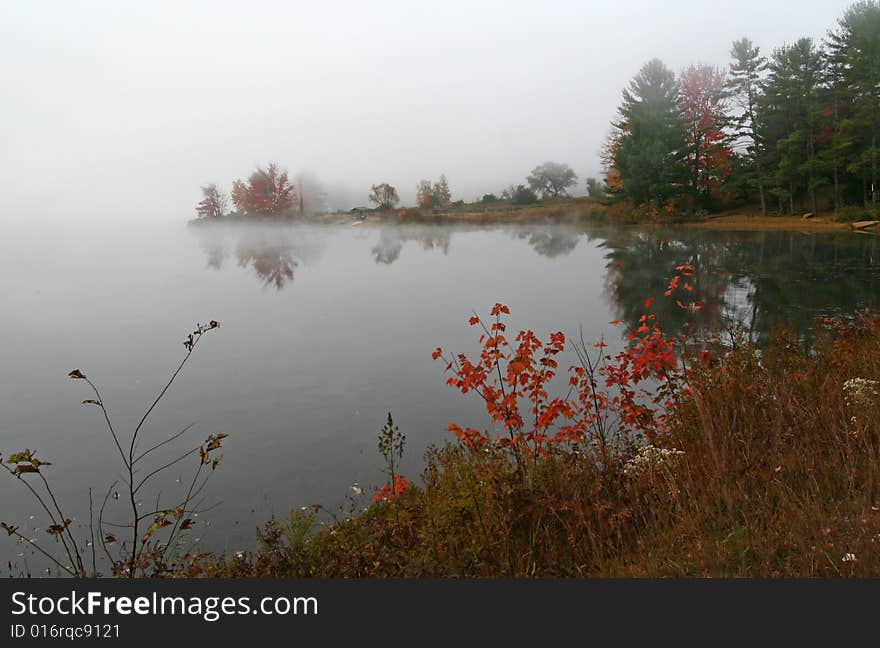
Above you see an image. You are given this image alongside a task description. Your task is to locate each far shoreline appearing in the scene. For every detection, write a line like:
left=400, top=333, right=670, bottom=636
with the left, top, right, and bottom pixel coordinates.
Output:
left=188, top=202, right=873, bottom=234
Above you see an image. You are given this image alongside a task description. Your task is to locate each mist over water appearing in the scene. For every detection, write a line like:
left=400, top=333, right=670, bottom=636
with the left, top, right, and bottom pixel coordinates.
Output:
left=2, top=220, right=879, bottom=565
left=0, top=1, right=854, bottom=224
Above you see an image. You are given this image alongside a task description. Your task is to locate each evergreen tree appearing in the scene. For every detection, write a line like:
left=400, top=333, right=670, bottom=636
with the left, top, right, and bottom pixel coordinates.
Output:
left=613, top=59, right=687, bottom=205
left=826, top=1, right=880, bottom=207
left=725, top=38, right=769, bottom=213
left=760, top=39, right=827, bottom=214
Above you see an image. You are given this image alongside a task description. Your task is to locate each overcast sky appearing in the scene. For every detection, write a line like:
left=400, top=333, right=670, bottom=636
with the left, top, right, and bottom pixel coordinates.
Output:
left=0, top=0, right=856, bottom=222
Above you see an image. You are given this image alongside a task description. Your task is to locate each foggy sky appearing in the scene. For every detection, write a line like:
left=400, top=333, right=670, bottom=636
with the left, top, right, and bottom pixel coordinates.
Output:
left=1, top=0, right=854, bottom=222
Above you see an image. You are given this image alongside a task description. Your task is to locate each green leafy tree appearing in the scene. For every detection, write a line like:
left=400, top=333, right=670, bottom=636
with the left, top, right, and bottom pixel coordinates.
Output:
left=586, top=176, right=607, bottom=199
left=416, top=175, right=451, bottom=209
left=432, top=174, right=451, bottom=207
left=527, top=162, right=578, bottom=197
left=511, top=184, right=538, bottom=205
left=368, top=183, right=400, bottom=210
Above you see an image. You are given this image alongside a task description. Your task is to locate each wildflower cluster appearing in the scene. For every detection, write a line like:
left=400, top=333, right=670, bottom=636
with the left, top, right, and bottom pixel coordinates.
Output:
left=623, top=444, right=686, bottom=477
left=843, top=378, right=879, bottom=411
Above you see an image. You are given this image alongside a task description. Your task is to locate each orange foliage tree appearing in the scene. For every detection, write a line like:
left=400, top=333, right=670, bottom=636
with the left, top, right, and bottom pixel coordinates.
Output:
left=601, top=127, right=626, bottom=193
left=231, top=163, right=296, bottom=216
left=679, top=64, right=732, bottom=201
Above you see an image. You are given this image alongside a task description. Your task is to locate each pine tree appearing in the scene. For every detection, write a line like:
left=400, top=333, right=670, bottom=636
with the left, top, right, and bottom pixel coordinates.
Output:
left=826, top=1, right=880, bottom=207
left=760, top=39, right=827, bottom=214
left=613, top=59, right=687, bottom=205
left=725, top=38, right=769, bottom=214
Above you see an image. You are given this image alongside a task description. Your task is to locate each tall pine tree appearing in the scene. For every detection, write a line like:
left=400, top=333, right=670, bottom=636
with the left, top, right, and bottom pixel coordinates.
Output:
left=725, top=38, right=769, bottom=214
left=613, top=59, right=687, bottom=206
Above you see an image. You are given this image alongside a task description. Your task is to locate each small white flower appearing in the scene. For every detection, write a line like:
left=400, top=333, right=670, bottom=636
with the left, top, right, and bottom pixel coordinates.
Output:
left=351, top=483, right=363, bottom=496
left=843, top=378, right=879, bottom=420
left=624, top=444, right=685, bottom=477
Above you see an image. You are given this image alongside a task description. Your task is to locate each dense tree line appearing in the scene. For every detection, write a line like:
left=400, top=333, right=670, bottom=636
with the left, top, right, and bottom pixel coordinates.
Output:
left=606, top=1, right=880, bottom=217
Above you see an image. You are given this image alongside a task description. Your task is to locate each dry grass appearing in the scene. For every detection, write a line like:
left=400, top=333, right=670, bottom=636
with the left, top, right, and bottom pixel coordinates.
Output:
left=180, top=315, right=880, bottom=578
left=685, top=212, right=849, bottom=232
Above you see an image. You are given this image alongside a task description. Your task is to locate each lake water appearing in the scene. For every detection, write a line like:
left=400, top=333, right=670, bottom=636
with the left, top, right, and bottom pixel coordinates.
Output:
left=2, top=221, right=879, bottom=568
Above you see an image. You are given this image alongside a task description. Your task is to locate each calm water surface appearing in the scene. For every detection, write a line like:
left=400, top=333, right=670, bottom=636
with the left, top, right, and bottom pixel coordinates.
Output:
left=2, top=221, right=879, bottom=565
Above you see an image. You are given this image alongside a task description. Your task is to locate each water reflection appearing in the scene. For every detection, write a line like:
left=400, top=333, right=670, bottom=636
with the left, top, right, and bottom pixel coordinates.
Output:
left=191, top=222, right=880, bottom=343
left=511, top=227, right=581, bottom=258
left=194, top=224, right=324, bottom=290
left=598, top=227, right=880, bottom=344
left=371, top=227, right=450, bottom=265
left=236, top=243, right=297, bottom=289
left=6, top=220, right=880, bottom=568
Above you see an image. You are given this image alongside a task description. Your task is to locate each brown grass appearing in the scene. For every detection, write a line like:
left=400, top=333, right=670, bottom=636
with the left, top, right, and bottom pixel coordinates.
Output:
left=180, top=315, right=880, bottom=578
left=685, top=213, right=849, bottom=232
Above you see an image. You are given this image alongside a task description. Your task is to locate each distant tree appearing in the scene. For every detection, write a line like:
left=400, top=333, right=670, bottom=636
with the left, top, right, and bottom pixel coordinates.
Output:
left=585, top=177, right=607, bottom=199
left=601, top=128, right=625, bottom=193
left=368, top=183, right=400, bottom=210
left=416, top=175, right=451, bottom=208
left=195, top=183, right=228, bottom=219
left=481, top=193, right=499, bottom=203
left=416, top=179, right=433, bottom=208
left=527, top=162, right=578, bottom=197
left=511, top=184, right=539, bottom=205
left=231, top=163, right=296, bottom=216
left=432, top=174, right=451, bottom=207
left=294, top=171, right=328, bottom=215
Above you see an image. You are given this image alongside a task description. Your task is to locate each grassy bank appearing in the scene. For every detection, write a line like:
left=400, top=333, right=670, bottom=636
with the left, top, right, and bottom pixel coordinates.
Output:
left=683, top=211, right=850, bottom=232
left=193, top=198, right=869, bottom=232
left=181, top=299, right=880, bottom=578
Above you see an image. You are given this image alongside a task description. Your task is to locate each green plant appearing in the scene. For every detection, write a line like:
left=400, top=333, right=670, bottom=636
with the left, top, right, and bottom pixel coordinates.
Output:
left=376, top=413, right=408, bottom=522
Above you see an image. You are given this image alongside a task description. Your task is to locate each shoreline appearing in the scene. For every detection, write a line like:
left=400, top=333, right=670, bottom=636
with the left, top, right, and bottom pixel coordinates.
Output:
left=682, top=213, right=852, bottom=232
left=189, top=205, right=871, bottom=233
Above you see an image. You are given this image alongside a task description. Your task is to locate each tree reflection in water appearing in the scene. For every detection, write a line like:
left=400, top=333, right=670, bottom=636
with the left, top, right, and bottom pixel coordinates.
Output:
left=194, top=224, right=324, bottom=290
left=597, top=227, right=880, bottom=346
left=371, top=227, right=450, bottom=265
left=511, top=227, right=581, bottom=258
left=236, top=244, right=297, bottom=290
left=193, top=223, right=880, bottom=334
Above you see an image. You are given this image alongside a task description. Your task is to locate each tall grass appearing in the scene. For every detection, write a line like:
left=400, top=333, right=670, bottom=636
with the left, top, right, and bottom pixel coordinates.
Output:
left=192, top=310, right=880, bottom=577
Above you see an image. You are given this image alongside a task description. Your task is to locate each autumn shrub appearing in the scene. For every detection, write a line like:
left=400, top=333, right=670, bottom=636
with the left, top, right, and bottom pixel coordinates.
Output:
left=191, top=263, right=880, bottom=578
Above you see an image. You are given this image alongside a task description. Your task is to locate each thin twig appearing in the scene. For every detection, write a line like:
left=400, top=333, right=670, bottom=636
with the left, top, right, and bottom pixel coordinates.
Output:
left=7, top=530, right=76, bottom=577
left=133, top=423, right=197, bottom=466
